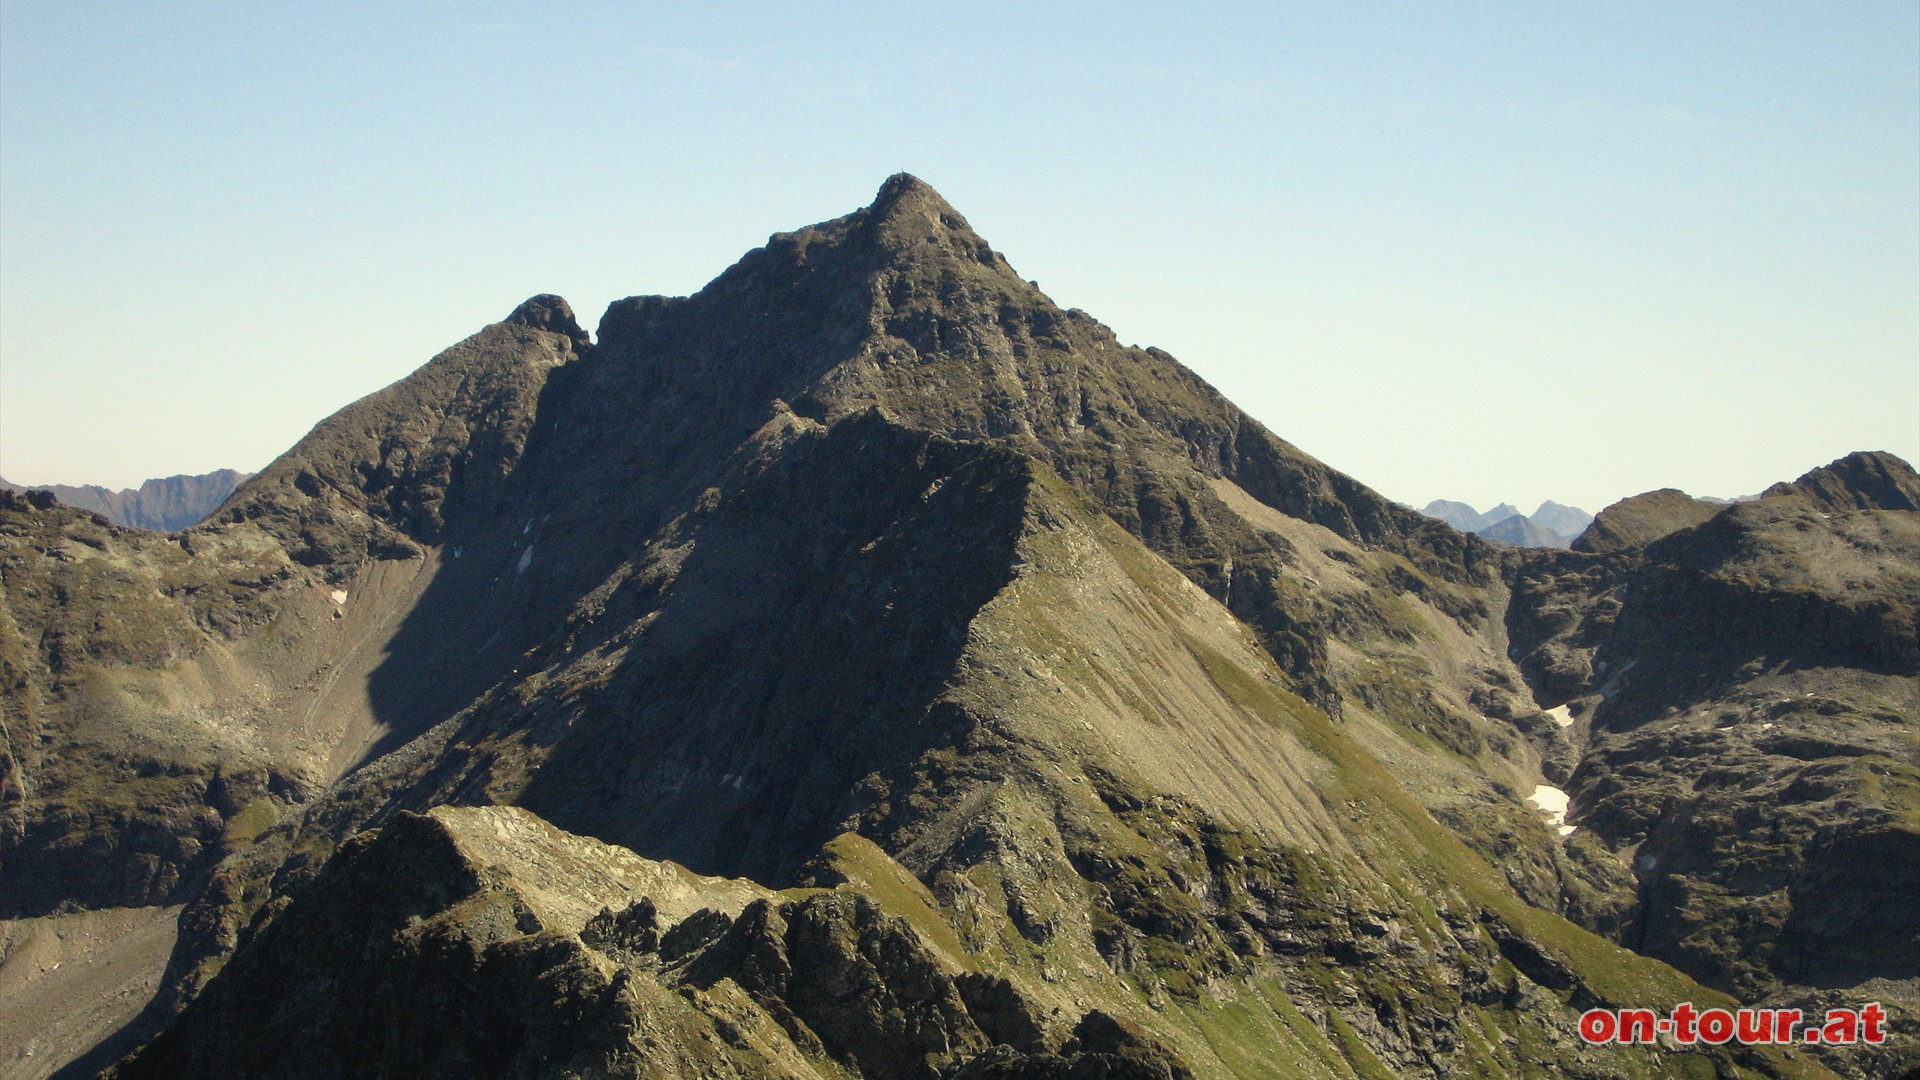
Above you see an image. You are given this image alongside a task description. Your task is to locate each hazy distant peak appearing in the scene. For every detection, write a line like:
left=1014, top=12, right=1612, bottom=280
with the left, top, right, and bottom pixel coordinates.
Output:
left=1418, top=497, right=1588, bottom=548
left=1530, top=500, right=1595, bottom=537
left=0, top=468, right=249, bottom=531
left=1419, top=499, right=1489, bottom=532
left=1479, top=513, right=1566, bottom=549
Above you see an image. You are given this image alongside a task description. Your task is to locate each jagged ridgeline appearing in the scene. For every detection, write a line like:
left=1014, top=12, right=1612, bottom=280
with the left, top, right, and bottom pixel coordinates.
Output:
left=2, top=175, right=1913, bottom=1079
left=0, top=470, right=249, bottom=533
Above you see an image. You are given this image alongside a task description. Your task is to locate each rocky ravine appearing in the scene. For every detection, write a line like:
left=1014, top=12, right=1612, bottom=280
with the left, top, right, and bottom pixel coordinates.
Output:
left=3, top=175, right=1909, bottom=1078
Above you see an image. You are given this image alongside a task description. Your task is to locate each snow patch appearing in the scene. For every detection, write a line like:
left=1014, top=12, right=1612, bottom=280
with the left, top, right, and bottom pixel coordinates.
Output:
left=1545, top=705, right=1574, bottom=728
left=328, top=589, right=348, bottom=606
left=1528, top=784, right=1577, bottom=836
left=516, top=547, right=533, bottom=575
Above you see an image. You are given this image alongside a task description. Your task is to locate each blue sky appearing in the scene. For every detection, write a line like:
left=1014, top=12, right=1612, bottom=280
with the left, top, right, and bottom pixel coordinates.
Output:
left=3, top=2, right=1915, bottom=512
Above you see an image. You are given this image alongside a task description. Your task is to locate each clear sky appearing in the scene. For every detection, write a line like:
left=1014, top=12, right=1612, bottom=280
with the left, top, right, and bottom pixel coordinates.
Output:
left=3, top=2, right=1915, bottom=514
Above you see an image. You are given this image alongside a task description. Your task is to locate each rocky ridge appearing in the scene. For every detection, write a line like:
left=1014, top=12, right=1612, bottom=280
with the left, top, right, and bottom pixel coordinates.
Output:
left=1510, top=457, right=1920, bottom=1008
left=111, top=805, right=1199, bottom=1080
left=2, top=176, right=1908, bottom=1078
left=1571, top=489, right=1724, bottom=554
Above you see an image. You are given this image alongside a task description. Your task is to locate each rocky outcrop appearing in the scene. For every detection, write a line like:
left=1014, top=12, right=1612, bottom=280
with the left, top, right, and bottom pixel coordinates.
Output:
left=1763, top=450, right=1920, bottom=512
left=504, top=292, right=592, bottom=351
left=220, top=297, right=588, bottom=560
left=109, top=806, right=1194, bottom=1080
left=947, top=1012, right=1195, bottom=1079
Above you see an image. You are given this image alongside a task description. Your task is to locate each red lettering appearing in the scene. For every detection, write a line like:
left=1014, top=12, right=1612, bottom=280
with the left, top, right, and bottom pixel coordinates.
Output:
left=1618, top=1008, right=1657, bottom=1044
left=1861, top=1002, right=1886, bottom=1044
left=1671, top=1002, right=1698, bottom=1044
left=1568, top=1003, right=1883, bottom=1047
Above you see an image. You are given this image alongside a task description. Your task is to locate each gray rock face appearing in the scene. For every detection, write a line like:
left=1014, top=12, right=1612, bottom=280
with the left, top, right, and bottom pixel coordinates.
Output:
left=504, top=293, right=592, bottom=352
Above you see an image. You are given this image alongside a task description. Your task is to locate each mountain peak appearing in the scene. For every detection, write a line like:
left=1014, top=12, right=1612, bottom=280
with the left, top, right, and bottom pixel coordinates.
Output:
left=857, top=173, right=1001, bottom=267
left=505, top=293, right=591, bottom=351
left=869, top=172, right=953, bottom=218
left=1763, top=449, right=1920, bottom=512
left=1572, top=487, right=1722, bottom=553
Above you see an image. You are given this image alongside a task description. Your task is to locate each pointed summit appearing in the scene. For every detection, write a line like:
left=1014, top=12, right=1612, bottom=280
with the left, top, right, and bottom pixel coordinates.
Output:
left=858, top=173, right=1001, bottom=267
left=1763, top=449, right=1920, bottom=511
left=505, top=293, right=591, bottom=352
left=868, top=172, right=955, bottom=219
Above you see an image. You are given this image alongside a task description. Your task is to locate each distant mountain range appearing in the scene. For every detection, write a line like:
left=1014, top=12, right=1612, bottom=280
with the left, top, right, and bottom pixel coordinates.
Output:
left=0, top=468, right=248, bottom=531
left=1419, top=498, right=1593, bottom=548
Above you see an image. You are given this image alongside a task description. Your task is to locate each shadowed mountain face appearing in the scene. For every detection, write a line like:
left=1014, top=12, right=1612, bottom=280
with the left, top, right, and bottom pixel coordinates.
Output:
left=4, top=177, right=1912, bottom=1079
